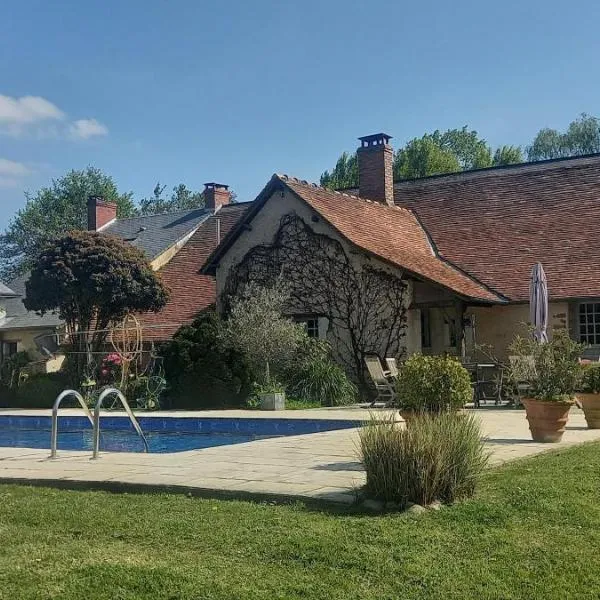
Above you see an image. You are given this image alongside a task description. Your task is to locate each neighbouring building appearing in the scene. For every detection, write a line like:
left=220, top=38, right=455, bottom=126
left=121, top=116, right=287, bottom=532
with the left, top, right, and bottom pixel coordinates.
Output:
left=203, top=133, right=600, bottom=379
left=0, top=184, right=250, bottom=368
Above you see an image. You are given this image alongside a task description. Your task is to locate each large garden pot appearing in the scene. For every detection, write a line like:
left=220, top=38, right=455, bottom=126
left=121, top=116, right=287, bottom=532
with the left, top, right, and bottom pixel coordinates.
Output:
left=522, top=398, right=573, bottom=443
left=577, top=393, right=600, bottom=429
left=260, top=392, right=285, bottom=411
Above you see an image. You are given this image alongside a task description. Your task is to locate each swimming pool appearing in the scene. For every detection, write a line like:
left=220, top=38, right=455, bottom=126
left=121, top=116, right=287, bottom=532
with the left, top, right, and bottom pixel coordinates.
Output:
left=0, top=415, right=362, bottom=454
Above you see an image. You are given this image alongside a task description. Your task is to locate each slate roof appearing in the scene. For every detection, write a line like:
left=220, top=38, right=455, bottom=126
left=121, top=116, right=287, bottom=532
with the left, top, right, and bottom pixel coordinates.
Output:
left=0, top=282, right=17, bottom=298
left=103, top=208, right=212, bottom=260
left=0, top=274, right=63, bottom=331
left=138, top=203, right=252, bottom=340
left=391, top=154, right=600, bottom=301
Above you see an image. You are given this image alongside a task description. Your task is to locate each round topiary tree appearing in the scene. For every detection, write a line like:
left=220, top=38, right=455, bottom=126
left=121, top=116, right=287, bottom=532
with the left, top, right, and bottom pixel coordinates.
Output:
left=25, top=230, right=169, bottom=384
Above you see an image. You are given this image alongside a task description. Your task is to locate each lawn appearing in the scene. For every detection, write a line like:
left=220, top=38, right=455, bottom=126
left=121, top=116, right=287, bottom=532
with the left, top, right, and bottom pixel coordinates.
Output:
left=1, top=443, right=600, bottom=600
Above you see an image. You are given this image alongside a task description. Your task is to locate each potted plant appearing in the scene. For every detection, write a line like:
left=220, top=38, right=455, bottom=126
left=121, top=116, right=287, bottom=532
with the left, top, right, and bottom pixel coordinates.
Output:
left=509, top=329, right=584, bottom=442
left=577, top=363, right=600, bottom=428
left=396, top=354, right=473, bottom=419
left=256, top=379, right=286, bottom=411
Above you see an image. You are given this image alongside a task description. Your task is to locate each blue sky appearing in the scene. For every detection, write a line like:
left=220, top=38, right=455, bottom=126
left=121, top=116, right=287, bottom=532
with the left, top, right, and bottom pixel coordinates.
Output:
left=1, top=0, right=599, bottom=228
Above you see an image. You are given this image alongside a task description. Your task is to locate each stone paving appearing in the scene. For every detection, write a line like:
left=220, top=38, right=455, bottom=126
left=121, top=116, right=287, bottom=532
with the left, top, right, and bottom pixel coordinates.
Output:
left=0, top=407, right=599, bottom=505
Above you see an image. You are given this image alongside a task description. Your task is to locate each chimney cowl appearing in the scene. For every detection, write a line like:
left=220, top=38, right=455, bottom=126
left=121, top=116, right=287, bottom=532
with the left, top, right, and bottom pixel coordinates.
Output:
left=87, top=196, right=117, bottom=231
left=204, top=182, right=231, bottom=210
left=357, top=133, right=394, bottom=205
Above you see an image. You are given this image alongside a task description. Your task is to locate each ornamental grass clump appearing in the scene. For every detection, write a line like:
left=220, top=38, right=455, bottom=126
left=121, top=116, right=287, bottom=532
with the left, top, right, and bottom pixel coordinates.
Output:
left=359, top=412, right=488, bottom=508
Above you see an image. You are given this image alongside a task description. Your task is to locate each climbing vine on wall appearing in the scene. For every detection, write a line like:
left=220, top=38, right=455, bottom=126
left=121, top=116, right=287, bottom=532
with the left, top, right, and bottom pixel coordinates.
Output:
left=224, top=213, right=408, bottom=383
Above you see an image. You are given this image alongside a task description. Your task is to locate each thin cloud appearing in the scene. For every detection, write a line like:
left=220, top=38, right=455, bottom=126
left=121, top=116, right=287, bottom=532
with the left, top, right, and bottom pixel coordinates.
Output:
left=0, top=158, right=30, bottom=177
left=0, top=94, right=65, bottom=125
left=69, top=118, right=109, bottom=140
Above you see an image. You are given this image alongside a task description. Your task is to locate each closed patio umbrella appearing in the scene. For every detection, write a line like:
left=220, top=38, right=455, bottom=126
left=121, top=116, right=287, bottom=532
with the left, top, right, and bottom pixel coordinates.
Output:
left=529, top=262, right=549, bottom=343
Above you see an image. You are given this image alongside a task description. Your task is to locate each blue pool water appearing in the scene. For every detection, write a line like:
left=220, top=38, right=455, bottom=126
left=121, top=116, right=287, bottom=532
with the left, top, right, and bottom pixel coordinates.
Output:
left=0, top=415, right=361, bottom=454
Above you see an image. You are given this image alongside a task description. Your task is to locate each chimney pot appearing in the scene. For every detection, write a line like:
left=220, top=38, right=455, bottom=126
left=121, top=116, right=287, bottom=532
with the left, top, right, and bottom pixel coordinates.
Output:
left=87, top=196, right=117, bottom=231
left=204, top=182, right=231, bottom=209
left=357, top=133, right=394, bottom=205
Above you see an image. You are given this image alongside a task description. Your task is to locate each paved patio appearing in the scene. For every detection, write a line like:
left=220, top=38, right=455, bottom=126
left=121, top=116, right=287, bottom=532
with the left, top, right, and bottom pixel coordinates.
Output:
left=1, top=407, right=599, bottom=505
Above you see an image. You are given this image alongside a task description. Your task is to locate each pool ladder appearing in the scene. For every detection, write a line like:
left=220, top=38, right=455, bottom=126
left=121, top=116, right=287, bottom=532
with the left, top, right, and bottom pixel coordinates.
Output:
left=50, top=387, right=149, bottom=459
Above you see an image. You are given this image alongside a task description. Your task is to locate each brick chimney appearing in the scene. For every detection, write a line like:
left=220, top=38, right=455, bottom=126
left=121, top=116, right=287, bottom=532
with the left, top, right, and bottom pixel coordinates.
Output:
left=204, top=183, right=231, bottom=210
left=357, top=133, right=394, bottom=205
left=87, top=196, right=117, bottom=231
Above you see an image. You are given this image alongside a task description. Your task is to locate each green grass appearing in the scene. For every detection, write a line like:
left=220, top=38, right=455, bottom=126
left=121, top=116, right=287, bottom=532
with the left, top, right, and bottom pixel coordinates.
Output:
left=1, top=443, right=600, bottom=599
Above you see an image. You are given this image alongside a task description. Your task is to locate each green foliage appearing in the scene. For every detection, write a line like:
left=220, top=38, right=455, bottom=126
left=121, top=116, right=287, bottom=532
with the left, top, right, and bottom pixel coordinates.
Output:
left=508, top=328, right=584, bottom=401
left=396, top=354, right=473, bottom=412
left=0, top=351, right=31, bottom=387
left=320, top=152, right=358, bottom=189
left=25, top=231, right=168, bottom=384
left=139, top=182, right=205, bottom=215
left=394, top=136, right=461, bottom=179
left=289, top=356, right=357, bottom=406
left=223, top=282, right=305, bottom=385
left=527, top=113, right=600, bottom=161
left=493, top=145, right=523, bottom=166
left=359, top=412, right=488, bottom=507
left=161, top=308, right=253, bottom=409
left=0, top=167, right=136, bottom=281
left=579, top=363, right=600, bottom=394
left=4, top=373, right=69, bottom=408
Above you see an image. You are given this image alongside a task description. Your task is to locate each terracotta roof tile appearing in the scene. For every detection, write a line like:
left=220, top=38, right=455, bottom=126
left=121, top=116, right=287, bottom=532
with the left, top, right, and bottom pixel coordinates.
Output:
left=393, top=155, right=600, bottom=301
left=279, top=175, right=502, bottom=303
left=138, top=203, right=250, bottom=341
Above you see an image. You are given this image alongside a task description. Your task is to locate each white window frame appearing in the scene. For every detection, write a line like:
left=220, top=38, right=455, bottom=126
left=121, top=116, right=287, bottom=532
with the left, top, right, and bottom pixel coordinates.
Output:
left=578, top=301, right=600, bottom=345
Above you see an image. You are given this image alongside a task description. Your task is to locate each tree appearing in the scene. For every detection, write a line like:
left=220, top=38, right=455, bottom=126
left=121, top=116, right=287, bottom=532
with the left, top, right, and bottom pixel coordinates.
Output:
left=394, top=136, right=461, bottom=179
left=24, top=231, right=168, bottom=384
left=223, top=281, right=305, bottom=386
left=493, top=145, right=523, bottom=166
left=139, top=182, right=205, bottom=215
left=435, top=127, right=493, bottom=170
left=320, top=152, right=358, bottom=189
left=0, top=167, right=135, bottom=281
left=527, top=114, right=600, bottom=161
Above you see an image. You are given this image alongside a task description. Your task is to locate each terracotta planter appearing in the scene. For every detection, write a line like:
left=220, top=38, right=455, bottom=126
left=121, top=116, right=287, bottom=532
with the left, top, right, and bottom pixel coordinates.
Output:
left=522, top=398, right=573, bottom=443
left=577, top=393, right=600, bottom=429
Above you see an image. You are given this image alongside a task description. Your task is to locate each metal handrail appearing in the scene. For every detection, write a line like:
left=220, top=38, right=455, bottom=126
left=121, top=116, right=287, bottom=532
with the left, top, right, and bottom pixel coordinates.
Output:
left=92, top=388, right=149, bottom=458
left=50, top=390, right=94, bottom=459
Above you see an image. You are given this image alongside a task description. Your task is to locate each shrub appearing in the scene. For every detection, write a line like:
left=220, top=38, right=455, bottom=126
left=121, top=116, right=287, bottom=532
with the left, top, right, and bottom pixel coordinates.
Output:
left=508, top=328, right=584, bottom=401
left=580, top=364, right=600, bottom=394
left=359, top=412, right=488, bottom=507
left=6, top=373, right=69, bottom=409
left=396, top=354, right=472, bottom=413
left=161, top=308, right=253, bottom=409
left=289, top=358, right=357, bottom=406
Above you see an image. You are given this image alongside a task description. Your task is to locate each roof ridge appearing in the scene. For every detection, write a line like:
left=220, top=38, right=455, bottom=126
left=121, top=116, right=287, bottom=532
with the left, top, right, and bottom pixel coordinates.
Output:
left=110, top=207, right=209, bottom=223
left=276, top=173, right=417, bottom=217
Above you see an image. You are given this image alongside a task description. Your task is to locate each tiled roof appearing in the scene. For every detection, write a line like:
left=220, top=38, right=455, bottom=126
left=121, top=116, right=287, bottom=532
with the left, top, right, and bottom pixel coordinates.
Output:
left=103, top=208, right=212, bottom=261
left=0, top=274, right=63, bottom=331
left=278, top=176, right=503, bottom=303
left=138, top=203, right=251, bottom=341
left=392, top=154, right=600, bottom=301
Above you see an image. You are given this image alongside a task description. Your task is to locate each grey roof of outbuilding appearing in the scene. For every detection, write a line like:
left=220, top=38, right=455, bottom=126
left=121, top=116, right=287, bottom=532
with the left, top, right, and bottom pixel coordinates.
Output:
left=0, top=274, right=63, bottom=331
left=102, top=208, right=212, bottom=260
left=0, top=282, right=18, bottom=298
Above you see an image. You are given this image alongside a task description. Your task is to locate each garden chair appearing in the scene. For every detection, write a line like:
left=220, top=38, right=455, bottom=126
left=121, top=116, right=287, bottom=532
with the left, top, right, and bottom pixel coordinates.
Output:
left=508, top=355, right=535, bottom=407
left=385, top=357, right=399, bottom=379
left=364, top=356, right=396, bottom=407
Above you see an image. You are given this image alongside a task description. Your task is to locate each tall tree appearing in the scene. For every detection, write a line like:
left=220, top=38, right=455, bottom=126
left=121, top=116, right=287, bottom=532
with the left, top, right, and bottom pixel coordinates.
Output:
left=139, top=182, right=205, bottom=215
left=25, top=231, right=168, bottom=384
left=319, top=152, right=358, bottom=190
left=527, top=114, right=600, bottom=161
left=436, top=127, right=493, bottom=170
left=492, top=145, right=523, bottom=166
left=0, top=167, right=135, bottom=281
left=394, top=136, right=461, bottom=179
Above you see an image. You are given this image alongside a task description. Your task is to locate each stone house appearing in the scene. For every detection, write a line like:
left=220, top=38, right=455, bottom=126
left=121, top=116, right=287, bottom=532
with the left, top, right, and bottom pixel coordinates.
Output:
left=203, top=133, right=600, bottom=377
